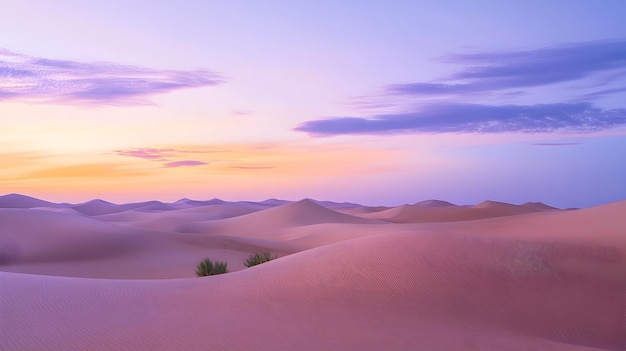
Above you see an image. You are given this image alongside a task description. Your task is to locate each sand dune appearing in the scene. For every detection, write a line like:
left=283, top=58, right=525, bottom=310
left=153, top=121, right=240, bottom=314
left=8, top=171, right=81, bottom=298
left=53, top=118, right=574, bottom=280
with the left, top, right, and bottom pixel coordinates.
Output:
left=1, top=230, right=622, bottom=350
left=71, top=199, right=176, bottom=216
left=95, top=202, right=269, bottom=232
left=180, top=199, right=381, bottom=239
left=453, top=200, right=626, bottom=244
left=171, top=202, right=271, bottom=215
left=245, top=198, right=378, bottom=226
left=0, top=195, right=624, bottom=350
left=521, top=201, right=559, bottom=211
left=363, top=200, right=558, bottom=223
left=172, top=197, right=229, bottom=208
left=0, top=208, right=292, bottom=278
left=0, top=193, right=65, bottom=209
left=414, top=199, right=457, bottom=207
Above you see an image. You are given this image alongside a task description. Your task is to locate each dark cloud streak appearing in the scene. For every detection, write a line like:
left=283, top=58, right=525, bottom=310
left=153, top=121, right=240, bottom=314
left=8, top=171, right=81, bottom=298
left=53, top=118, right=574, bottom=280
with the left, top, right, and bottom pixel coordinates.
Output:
left=533, top=142, right=582, bottom=146
left=295, top=102, right=626, bottom=136
left=387, top=39, right=626, bottom=96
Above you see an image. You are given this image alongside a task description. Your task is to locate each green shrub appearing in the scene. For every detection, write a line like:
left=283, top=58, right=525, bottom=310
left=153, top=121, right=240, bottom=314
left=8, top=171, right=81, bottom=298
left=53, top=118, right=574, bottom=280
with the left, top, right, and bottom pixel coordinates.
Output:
left=245, top=252, right=277, bottom=267
left=196, top=258, right=228, bottom=276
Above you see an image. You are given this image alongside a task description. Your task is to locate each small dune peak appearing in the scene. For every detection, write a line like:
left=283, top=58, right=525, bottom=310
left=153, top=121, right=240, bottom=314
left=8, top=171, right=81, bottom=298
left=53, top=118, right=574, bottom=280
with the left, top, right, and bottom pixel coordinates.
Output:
left=206, top=198, right=226, bottom=205
left=71, top=199, right=122, bottom=216
left=414, top=200, right=457, bottom=208
left=0, top=193, right=34, bottom=202
left=82, top=199, right=115, bottom=205
left=175, top=198, right=226, bottom=207
left=237, top=197, right=374, bottom=226
left=287, top=198, right=326, bottom=211
left=521, top=202, right=557, bottom=211
left=259, top=198, right=291, bottom=206
left=397, top=204, right=414, bottom=210
left=2, top=193, right=25, bottom=199
left=474, top=200, right=514, bottom=209
left=0, top=193, right=59, bottom=209
left=173, top=197, right=192, bottom=204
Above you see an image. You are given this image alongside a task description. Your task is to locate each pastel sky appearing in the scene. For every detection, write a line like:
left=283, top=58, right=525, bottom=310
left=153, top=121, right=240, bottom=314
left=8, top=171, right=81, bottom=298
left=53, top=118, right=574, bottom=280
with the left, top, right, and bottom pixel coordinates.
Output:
left=2, top=0, right=626, bottom=208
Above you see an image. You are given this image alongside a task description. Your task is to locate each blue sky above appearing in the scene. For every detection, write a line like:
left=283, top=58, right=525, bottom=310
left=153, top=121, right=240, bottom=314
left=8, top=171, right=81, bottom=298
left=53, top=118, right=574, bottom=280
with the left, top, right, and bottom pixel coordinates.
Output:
left=1, top=1, right=625, bottom=208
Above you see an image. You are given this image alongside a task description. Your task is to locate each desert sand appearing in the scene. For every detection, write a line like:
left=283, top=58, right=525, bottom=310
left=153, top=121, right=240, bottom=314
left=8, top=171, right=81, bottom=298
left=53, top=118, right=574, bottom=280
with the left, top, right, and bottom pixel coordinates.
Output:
left=0, top=194, right=624, bottom=350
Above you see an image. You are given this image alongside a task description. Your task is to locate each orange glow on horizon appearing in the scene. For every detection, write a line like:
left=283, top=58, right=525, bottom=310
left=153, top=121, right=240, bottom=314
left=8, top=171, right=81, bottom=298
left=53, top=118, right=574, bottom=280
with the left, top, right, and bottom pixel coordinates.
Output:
left=1, top=139, right=416, bottom=202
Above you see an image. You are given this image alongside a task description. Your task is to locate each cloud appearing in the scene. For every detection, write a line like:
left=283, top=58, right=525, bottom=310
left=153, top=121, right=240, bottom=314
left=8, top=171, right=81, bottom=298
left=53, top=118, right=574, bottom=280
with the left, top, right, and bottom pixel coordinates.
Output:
left=574, top=86, right=626, bottom=100
left=230, top=166, right=275, bottom=170
left=163, top=160, right=207, bottom=168
left=532, top=142, right=582, bottom=146
left=297, top=39, right=626, bottom=137
left=115, top=147, right=209, bottom=168
left=387, top=39, right=626, bottom=96
left=294, top=102, right=626, bottom=136
left=232, top=110, right=254, bottom=116
left=0, top=48, right=224, bottom=106
left=115, top=148, right=176, bottom=160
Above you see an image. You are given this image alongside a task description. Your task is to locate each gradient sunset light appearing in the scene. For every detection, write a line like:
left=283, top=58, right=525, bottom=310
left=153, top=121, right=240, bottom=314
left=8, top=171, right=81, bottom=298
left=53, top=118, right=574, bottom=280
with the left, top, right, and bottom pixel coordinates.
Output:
left=1, top=1, right=626, bottom=208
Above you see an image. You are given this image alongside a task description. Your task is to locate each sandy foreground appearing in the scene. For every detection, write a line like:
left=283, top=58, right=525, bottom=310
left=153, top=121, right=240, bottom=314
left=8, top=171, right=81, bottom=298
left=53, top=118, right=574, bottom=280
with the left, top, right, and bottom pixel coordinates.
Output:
left=0, top=195, right=624, bottom=350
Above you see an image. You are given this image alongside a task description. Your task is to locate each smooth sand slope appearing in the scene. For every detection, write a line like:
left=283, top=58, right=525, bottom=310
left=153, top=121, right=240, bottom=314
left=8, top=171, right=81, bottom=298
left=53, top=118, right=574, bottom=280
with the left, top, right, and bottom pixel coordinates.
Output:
left=0, top=208, right=292, bottom=278
left=0, top=195, right=624, bottom=350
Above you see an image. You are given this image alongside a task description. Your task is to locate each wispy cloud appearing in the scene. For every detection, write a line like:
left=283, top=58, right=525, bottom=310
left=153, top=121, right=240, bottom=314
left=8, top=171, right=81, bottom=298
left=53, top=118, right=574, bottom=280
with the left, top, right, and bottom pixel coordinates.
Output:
left=295, top=102, right=626, bottom=136
left=114, top=148, right=176, bottom=160
left=230, top=166, right=275, bottom=170
left=387, top=39, right=626, bottom=97
left=297, top=39, right=626, bottom=136
left=533, top=142, right=582, bottom=146
left=115, top=148, right=207, bottom=168
left=0, top=48, right=224, bottom=106
left=574, top=86, right=626, bottom=100
left=164, top=160, right=207, bottom=168
left=232, top=110, right=254, bottom=116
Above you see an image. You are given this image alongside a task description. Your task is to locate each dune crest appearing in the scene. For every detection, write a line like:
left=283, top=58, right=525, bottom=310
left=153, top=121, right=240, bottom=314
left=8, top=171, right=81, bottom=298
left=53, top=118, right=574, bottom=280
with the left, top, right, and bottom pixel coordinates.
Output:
left=0, top=194, right=63, bottom=209
left=414, top=199, right=457, bottom=207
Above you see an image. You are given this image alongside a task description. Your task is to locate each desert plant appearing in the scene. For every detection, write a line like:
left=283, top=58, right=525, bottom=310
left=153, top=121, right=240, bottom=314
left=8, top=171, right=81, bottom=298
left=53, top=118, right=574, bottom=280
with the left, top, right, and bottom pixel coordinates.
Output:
left=245, top=252, right=277, bottom=267
left=196, top=258, right=228, bottom=276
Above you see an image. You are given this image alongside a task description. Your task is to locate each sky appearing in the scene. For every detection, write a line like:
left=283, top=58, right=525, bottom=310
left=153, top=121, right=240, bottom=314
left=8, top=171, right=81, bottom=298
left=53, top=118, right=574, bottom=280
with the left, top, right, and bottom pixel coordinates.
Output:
left=1, top=0, right=626, bottom=208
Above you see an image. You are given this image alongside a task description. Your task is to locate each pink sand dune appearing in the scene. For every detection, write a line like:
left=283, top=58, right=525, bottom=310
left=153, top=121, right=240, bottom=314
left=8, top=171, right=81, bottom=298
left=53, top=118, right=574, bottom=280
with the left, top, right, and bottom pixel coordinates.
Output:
left=181, top=199, right=381, bottom=239
left=95, top=202, right=269, bottom=231
left=363, top=200, right=559, bottom=223
left=0, top=193, right=64, bottom=209
left=0, top=196, right=624, bottom=350
left=1, top=229, right=622, bottom=350
left=414, top=199, right=458, bottom=207
left=170, top=202, right=270, bottom=215
left=0, top=208, right=291, bottom=278
left=71, top=199, right=177, bottom=216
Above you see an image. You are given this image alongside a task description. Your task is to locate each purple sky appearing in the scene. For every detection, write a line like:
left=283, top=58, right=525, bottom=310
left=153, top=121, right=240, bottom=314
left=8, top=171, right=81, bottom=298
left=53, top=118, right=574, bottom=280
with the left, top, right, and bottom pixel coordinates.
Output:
left=1, top=1, right=626, bottom=208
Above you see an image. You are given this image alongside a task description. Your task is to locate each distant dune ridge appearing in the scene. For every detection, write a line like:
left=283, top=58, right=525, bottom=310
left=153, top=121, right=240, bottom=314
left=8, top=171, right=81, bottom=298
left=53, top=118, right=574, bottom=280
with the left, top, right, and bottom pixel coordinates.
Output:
left=0, top=193, right=624, bottom=350
left=0, top=193, right=65, bottom=209
left=359, top=199, right=559, bottom=223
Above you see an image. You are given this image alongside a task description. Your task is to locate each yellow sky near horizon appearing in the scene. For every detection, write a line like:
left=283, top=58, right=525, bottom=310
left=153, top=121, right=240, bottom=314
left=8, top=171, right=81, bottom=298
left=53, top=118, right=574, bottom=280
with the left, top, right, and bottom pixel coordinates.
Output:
left=1, top=137, right=420, bottom=202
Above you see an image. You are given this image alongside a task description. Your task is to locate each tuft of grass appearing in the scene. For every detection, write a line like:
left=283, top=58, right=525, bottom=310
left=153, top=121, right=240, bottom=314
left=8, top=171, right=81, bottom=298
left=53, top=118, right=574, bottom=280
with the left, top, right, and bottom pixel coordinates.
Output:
left=245, top=252, right=277, bottom=267
left=196, top=258, right=228, bottom=277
